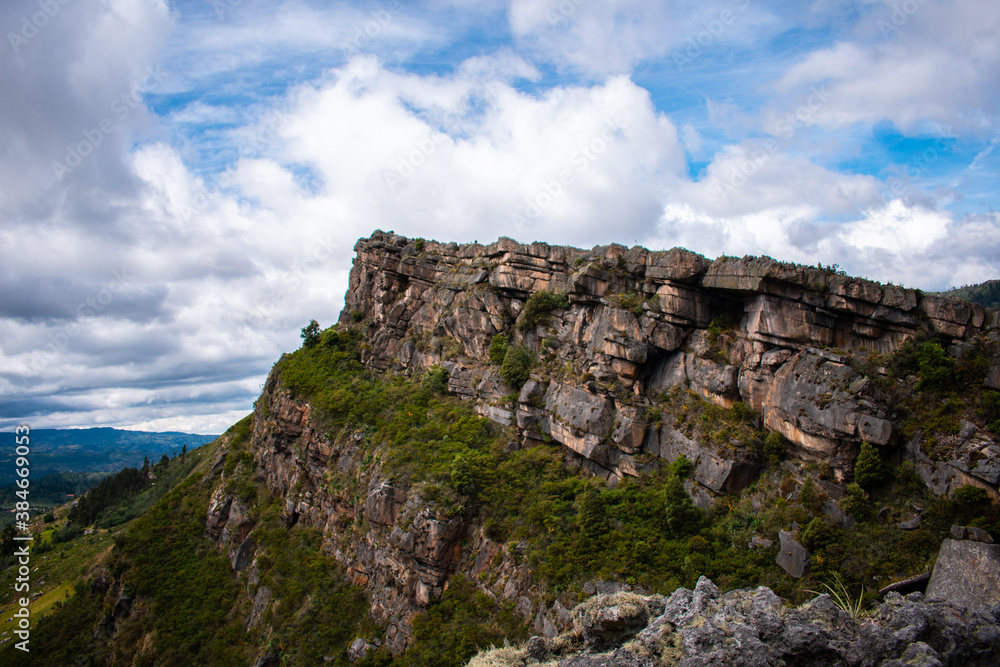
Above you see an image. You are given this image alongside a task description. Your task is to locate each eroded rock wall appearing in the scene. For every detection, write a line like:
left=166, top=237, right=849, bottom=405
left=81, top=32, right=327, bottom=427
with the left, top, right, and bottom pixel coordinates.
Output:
left=339, top=231, right=995, bottom=489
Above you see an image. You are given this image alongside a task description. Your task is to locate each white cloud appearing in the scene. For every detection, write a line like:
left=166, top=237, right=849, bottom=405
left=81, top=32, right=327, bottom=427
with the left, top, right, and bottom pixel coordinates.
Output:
left=2, top=0, right=998, bottom=433
left=769, top=0, right=1000, bottom=134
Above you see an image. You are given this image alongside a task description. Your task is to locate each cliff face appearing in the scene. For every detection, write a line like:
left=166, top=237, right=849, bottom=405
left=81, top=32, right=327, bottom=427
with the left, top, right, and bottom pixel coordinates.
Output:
left=228, top=378, right=538, bottom=653
left=340, top=231, right=994, bottom=491
left=221, top=231, right=998, bottom=653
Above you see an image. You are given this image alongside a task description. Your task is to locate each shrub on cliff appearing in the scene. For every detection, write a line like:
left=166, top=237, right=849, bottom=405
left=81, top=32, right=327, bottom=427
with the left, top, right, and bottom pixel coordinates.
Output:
left=854, top=441, right=887, bottom=490
left=763, top=431, right=788, bottom=468
left=664, top=471, right=702, bottom=537
left=916, top=340, right=955, bottom=391
left=488, top=334, right=509, bottom=365
left=518, top=290, right=569, bottom=331
left=423, top=366, right=450, bottom=394
left=500, top=345, right=533, bottom=389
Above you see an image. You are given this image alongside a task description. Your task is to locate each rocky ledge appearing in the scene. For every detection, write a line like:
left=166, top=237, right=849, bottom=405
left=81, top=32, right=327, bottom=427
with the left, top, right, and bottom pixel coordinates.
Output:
left=340, top=231, right=998, bottom=498
left=468, top=577, right=1000, bottom=667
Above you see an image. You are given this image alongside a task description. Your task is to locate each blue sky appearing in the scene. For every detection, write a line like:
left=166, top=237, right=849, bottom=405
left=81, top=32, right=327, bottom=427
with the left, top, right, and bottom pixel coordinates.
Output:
left=1, top=0, right=998, bottom=432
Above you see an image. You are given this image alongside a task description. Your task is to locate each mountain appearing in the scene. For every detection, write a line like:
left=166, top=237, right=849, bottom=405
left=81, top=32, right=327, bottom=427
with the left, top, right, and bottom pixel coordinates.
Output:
left=6, top=232, right=999, bottom=666
left=936, top=279, right=1000, bottom=309
left=0, top=427, right=218, bottom=484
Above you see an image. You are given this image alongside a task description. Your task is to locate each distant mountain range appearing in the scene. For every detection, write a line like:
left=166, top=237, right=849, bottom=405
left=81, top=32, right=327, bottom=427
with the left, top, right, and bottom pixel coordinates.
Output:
left=0, top=427, right=218, bottom=488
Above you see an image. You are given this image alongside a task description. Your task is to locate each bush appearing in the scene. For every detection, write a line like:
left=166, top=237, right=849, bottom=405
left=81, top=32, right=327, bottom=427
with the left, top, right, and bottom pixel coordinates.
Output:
left=664, top=473, right=702, bottom=537
left=51, top=522, right=83, bottom=544
left=916, top=341, right=954, bottom=391
left=854, top=442, right=887, bottom=490
left=423, top=366, right=450, bottom=394
left=801, top=517, right=837, bottom=553
left=840, top=482, right=871, bottom=521
left=518, top=291, right=569, bottom=332
left=799, top=477, right=823, bottom=515
left=488, top=334, right=509, bottom=365
left=764, top=432, right=788, bottom=468
left=980, top=390, right=1000, bottom=433
left=500, top=345, right=533, bottom=389
left=952, top=485, right=989, bottom=506
left=43, top=512, right=56, bottom=523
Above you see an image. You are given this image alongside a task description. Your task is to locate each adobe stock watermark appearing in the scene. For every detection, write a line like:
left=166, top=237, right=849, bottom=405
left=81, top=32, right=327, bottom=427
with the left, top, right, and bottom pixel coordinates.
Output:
left=546, top=0, right=588, bottom=26
left=383, top=132, right=448, bottom=193
left=227, top=236, right=339, bottom=345
left=205, top=0, right=244, bottom=21
left=877, top=0, right=929, bottom=39
left=345, top=1, right=401, bottom=54
left=51, top=66, right=164, bottom=180
left=23, top=268, right=134, bottom=374
left=674, top=0, right=751, bottom=72
left=511, top=117, right=623, bottom=226
left=715, top=84, right=832, bottom=201
left=7, top=0, right=74, bottom=55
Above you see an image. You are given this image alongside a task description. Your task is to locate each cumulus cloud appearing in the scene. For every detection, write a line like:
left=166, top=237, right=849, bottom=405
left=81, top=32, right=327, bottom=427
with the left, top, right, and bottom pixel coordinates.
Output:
left=767, top=0, right=1000, bottom=134
left=0, top=0, right=996, bottom=433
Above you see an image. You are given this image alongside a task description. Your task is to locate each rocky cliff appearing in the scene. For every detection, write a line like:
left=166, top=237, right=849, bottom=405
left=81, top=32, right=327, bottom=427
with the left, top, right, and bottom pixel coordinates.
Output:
left=340, top=231, right=996, bottom=493
left=209, top=231, right=999, bottom=655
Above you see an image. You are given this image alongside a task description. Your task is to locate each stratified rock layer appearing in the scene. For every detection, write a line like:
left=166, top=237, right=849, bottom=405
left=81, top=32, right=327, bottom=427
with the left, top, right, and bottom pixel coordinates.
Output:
left=223, top=232, right=998, bottom=651
left=340, top=232, right=996, bottom=490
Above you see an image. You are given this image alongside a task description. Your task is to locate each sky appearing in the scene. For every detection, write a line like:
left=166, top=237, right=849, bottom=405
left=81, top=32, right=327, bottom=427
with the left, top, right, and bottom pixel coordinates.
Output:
left=1, top=0, right=998, bottom=434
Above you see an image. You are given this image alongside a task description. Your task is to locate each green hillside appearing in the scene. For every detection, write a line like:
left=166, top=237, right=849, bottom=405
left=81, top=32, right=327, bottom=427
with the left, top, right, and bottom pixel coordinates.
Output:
left=5, top=329, right=996, bottom=666
left=936, top=279, right=1000, bottom=309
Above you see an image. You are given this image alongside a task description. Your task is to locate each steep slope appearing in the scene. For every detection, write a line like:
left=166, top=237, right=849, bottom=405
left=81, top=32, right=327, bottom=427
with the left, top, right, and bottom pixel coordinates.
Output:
left=224, top=232, right=999, bottom=656
left=14, top=232, right=1000, bottom=666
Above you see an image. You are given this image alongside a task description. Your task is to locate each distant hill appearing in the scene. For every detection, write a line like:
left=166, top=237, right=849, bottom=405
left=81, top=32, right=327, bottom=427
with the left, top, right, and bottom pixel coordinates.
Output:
left=0, top=427, right=218, bottom=489
left=936, top=279, right=1000, bottom=309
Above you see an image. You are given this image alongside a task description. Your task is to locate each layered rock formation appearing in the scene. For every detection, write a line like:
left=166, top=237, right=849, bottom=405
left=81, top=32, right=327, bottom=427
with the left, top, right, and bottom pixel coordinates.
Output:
left=340, top=231, right=996, bottom=490
left=215, top=232, right=998, bottom=653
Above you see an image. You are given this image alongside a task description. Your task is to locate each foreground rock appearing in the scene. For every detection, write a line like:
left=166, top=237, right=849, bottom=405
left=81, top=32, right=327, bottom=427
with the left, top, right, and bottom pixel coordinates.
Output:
left=468, top=577, right=1000, bottom=667
left=926, top=535, right=1000, bottom=612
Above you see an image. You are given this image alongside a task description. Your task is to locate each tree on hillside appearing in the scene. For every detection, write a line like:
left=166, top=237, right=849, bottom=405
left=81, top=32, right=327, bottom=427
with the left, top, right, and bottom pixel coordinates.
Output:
left=301, top=319, right=321, bottom=348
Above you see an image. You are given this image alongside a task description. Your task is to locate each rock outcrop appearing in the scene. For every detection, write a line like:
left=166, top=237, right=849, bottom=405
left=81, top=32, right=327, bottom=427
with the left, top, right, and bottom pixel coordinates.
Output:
left=339, top=231, right=996, bottom=489
left=218, top=232, right=999, bottom=653
left=468, top=577, right=1000, bottom=667
left=926, top=528, right=1000, bottom=612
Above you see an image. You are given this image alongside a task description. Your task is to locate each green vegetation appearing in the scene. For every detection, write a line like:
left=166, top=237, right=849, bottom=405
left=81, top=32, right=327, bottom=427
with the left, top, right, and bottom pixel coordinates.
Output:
left=499, top=345, right=533, bottom=390
left=391, top=575, right=526, bottom=667
left=68, top=466, right=149, bottom=525
left=488, top=334, right=509, bottom=365
left=763, top=432, right=788, bottom=468
left=517, top=290, right=569, bottom=332
left=915, top=341, right=954, bottom=391
left=936, top=279, right=1000, bottom=308
left=0, top=471, right=106, bottom=528
left=301, top=319, right=321, bottom=348
left=853, top=442, right=887, bottom=490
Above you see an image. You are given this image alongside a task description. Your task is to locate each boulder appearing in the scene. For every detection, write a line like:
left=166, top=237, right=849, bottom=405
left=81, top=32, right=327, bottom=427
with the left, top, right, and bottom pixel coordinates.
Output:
left=926, top=538, right=1000, bottom=611
left=776, top=530, right=810, bottom=578
left=572, top=592, right=651, bottom=649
